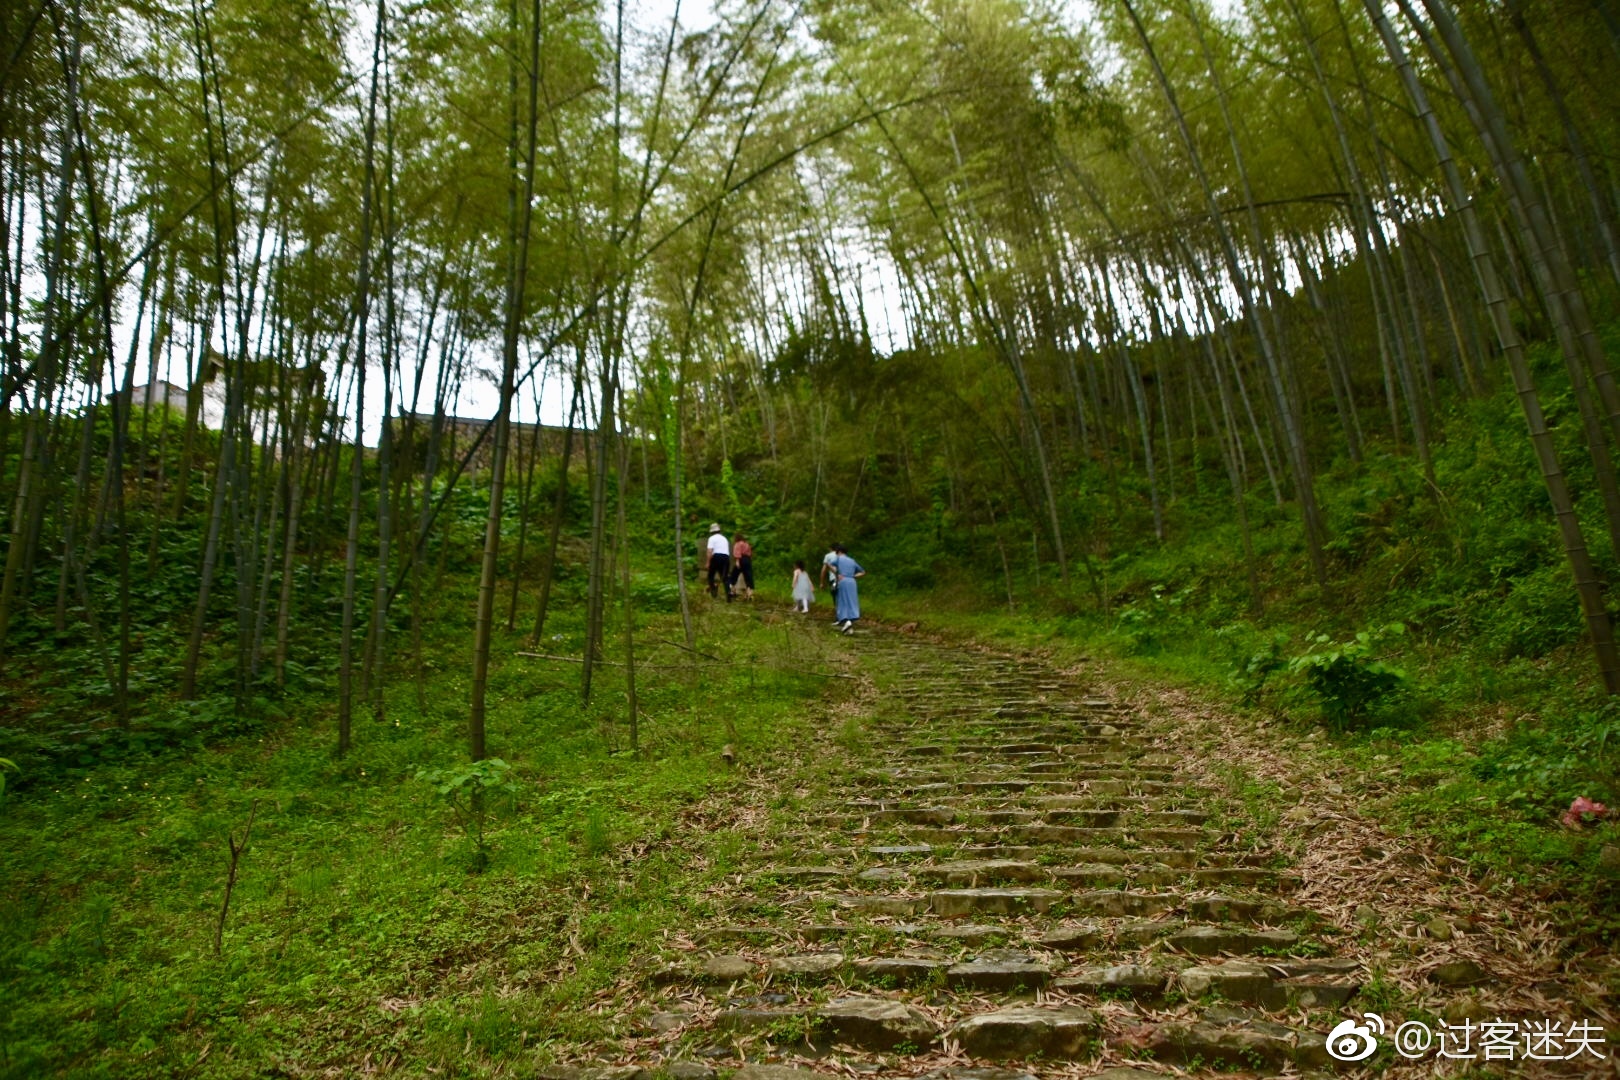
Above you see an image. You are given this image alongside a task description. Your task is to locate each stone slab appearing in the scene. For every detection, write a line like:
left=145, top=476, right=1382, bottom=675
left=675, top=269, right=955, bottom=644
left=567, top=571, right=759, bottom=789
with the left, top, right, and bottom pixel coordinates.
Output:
left=1073, top=890, right=1179, bottom=917
left=816, top=996, right=940, bottom=1051
left=930, top=888, right=1064, bottom=917
left=946, top=961, right=1050, bottom=992
left=771, top=953, right=846, bottom=977
left=950, top=1006, right=1099, bottom=1060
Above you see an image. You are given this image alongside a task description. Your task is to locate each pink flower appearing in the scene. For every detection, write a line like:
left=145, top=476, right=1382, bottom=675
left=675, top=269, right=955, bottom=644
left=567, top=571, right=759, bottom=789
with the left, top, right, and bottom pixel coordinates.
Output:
left=1561, top=797, right=1611, bottom=830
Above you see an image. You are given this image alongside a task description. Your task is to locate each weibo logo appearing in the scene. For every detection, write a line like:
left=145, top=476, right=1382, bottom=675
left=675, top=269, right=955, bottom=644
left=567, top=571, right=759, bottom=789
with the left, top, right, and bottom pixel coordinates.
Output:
left=1325, top=1013, right=1385, bottom=1062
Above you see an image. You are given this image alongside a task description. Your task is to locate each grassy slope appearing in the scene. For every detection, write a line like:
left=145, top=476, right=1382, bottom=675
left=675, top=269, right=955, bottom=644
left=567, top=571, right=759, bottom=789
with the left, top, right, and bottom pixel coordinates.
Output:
left=858, top=390, right=1620, bottom=945
left=0, top=585, right=850, bottom=1078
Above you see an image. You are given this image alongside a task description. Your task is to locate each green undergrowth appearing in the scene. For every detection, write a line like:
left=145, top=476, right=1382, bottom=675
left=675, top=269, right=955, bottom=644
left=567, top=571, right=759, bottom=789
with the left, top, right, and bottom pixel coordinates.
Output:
left=0, top=599, right=847, bottom=1078
left=862, top=379, right=1620, bottom=946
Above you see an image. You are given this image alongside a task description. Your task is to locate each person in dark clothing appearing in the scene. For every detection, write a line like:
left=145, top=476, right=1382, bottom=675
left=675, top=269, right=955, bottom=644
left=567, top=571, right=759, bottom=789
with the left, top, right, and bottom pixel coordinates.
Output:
left=706, top=523, right=732, bottom=601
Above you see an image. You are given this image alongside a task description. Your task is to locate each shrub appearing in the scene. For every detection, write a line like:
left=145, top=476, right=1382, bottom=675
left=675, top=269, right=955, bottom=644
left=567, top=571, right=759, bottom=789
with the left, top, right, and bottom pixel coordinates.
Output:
left=1227, top=633, right=1289, bottom=707
left=415, top=757, right=519, bottom=870
left=1288, top=624, right=1407, bottom=729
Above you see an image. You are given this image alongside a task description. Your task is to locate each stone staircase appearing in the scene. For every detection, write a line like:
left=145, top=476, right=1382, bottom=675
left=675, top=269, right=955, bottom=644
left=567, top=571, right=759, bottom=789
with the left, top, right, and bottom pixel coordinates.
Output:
left=553, top=631, right=1390, bottom=1078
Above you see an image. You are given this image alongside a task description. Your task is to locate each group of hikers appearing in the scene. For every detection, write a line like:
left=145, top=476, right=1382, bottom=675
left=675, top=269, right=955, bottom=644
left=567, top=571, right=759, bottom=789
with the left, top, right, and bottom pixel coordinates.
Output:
left=703, top=524, right=865, bottom=634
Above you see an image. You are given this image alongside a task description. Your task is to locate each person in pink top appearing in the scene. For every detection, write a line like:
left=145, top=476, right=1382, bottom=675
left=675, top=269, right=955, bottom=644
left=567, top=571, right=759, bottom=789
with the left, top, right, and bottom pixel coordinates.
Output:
left=729, top=533, right=755, bottom=599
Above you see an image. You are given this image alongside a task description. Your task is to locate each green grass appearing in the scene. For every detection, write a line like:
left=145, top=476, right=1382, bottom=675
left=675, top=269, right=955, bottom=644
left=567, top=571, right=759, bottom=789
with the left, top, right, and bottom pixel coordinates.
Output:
left=0, top=597, right=848, bottom=1078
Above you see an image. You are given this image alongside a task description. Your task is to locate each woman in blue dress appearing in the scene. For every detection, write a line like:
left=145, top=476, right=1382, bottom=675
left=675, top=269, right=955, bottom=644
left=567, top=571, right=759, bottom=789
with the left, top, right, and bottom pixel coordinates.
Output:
left=831, top=545, right=865, bottom=633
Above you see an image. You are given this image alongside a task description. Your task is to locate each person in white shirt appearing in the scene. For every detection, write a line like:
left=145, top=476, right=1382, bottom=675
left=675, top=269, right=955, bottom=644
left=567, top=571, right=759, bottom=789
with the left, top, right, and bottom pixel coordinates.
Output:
left=819, top=545, right=839, bottom=592
left=706, top=523, right=733, bottom=601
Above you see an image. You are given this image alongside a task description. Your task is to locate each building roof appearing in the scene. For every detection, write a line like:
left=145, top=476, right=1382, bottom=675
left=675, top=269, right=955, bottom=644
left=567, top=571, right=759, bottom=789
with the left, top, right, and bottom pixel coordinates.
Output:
left=395, top=412, right=578, bottom=435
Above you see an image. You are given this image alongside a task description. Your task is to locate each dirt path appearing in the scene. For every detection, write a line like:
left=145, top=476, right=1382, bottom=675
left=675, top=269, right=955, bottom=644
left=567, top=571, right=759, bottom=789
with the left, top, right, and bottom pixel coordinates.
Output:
left=539, top=628, right=1615, bottom=1078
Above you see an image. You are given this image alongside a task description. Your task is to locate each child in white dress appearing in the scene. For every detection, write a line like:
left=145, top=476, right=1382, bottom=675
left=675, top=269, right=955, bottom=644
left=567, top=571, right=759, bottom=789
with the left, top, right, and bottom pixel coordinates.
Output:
left=791, top=560, right=815, bottom=612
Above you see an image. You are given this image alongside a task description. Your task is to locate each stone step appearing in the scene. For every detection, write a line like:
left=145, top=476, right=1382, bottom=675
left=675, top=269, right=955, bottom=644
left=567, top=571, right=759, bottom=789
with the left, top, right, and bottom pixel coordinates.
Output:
left=1187, top=867, right=1298, bottom=890
left=770, top=953, right=847, bottom=979
left=836, top=824, right=1227, bottom=851
left=853, top=956, right=950, bottom=984
left=960, top=810, right=1049, bottom=826
left=946, top=955, right=1051, bottom=991
left=843, top=789, right=1195, bottom=809
left=713, top=916, right=1332, bottom=961
left=955, top=722, right=1137, bottom=736
left=714, top=1007, right=803, bottom=1033
left=943, top=739, right=1137, bottom=754
left=896, top=740, right=1152, bottom=759
left=1040, top=918, right=1184, bottom=950
left=837, top=894, right=924, bottom=916
left=914, top=859, right=1045, bottom=885
left=929, top=888, right=1066, bottom=916
left=1166, top=925, right=1302, bottom=956
left=989, top=707, right=1097, bottom=719
left=1132, top=811, right=1212, bottom=826
left=1050, top=863, right=1134, bottom=887
left=760, top=865, right=850, bottom=882
left=910, top=780, right=1069, bottom=794
left=1029, top=792, right=1191, bottom=807
left=1185, top=894, right=1309, bottom=925
left=703, top=919, right=1334, bottom=958
left=816, top=997, right=940, bottom=1051
left=950, top=1005, right=1100, bottom=1060
left=1175, top=960, right=1360, bottom=1010
left=1052, top=963, right=1168, bottom=999
left=1036, top=810, right=1122, bottom=827
left=1178, top=961, right=1285, bottom=1006
left=839, top=825, right=1026, bottom=844
left=887, top=751, right=1166, bottom=767
left=1126, top=1015, right=1331, bottom=1071
left=859, top=807, right=958, bottom=826
left=917, top=795, right=1200, bottom=815
left=952, top=722, right=1146, bottom=731
left=895, top=743, right=1150, bottom=759
left=1012, top=824, right=1179, bottom=844
left=930, top=923, right=1016, bottom=945
left=830, top=822, right=1078, bottom=844
left=695, top=926, right=793, bottom=946
left=1072, top=890, right=1182, bottom=917
left=1023, top=758, right=1104, bottom=772
left=694, top=954, right=756, bottom=983
left=1134, top=827, right=1211, bottom=845
left=865, top=844, right=936, bottom=858
left=908, top=846, right=1273, bottom=869
left=833, top=859, right=1280, bottom=891
left=872, top=769, right=1179, bottom=789
left=826, top=809, right=1220, bottom=833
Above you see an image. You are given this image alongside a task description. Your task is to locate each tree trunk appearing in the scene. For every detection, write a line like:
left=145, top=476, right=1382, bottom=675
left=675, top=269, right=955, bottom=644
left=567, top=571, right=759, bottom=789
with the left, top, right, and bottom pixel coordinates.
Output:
left=1371, top=0, right=1620, bottom=692
left=471, top=0, right=543, bottom=758
left=336, top=0, right=387, bottom=753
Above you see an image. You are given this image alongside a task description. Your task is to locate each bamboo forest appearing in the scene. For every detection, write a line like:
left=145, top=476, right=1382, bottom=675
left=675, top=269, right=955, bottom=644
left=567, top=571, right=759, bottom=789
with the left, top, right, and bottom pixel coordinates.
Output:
left=3, top=0, right=1620, bottom=1074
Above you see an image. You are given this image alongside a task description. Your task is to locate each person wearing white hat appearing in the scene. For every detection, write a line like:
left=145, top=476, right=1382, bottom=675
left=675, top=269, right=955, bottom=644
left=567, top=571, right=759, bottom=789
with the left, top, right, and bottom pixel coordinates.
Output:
left=706, top=523, right=733, bottom=601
